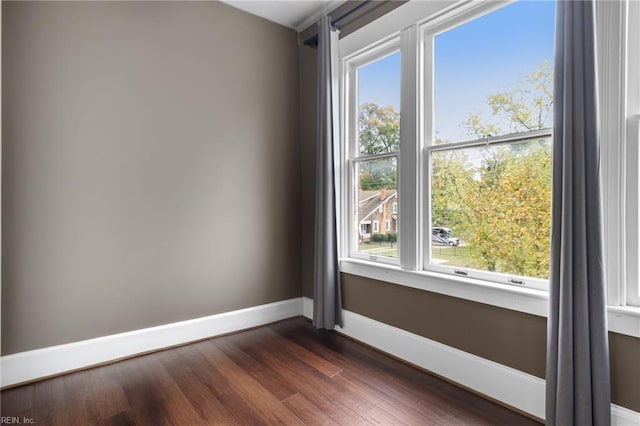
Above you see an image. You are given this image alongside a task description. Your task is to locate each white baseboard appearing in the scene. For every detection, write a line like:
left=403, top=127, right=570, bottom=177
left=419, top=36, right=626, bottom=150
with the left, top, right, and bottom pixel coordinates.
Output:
left=301, top=297, right=640, bottom=425
left=303, top=295, right=314, bottom=319
left=1, top=297, right=303, bottom=388
left=3, top=295, right=637, bottom=425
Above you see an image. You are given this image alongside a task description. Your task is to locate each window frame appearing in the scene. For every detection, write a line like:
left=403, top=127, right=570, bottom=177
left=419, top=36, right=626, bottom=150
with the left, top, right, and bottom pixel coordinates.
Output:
left=342, top=37, right=402, bottom=266
left=337, top=0, right=640, bottom=334
left=419, top=7, right=554, bottom=291
left=423, top=130, right=552, bottom=291
left=624, top=0, right=640, bottom=306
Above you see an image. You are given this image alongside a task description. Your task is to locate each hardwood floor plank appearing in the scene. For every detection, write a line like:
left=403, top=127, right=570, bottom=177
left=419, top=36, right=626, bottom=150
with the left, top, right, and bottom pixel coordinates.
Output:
left=99, top=410, right=137, bottom=426
left=214, top=338, right=298, bottom=401
left=281, top=392, right=340, bottom=426
left=115, top=355, right=204, bottom=425
left=0, top=382, right=33, bottom=414
left=274, top=326, right=476, bottom=424
left=31, top=376, right=71, bottom=426
left=196, top=340, right=304, bottom=425
left=225, top=335, right=373, bottom=425
left=155, top=346, right=238, bottom=425
left=230, top=335, right=405, bottom=425
left=62, top=370, right=102, bottom=426
left=1, top=317, right=541, bottom=425
left=173, top=343, right=269, bottom=426
left=89, top=365, right=131, bottom=421
left=259, top=327, right=343, bottom=377
left=331, top=371, right=450, bottom=426
left=275, top=319, right=539, bottom=425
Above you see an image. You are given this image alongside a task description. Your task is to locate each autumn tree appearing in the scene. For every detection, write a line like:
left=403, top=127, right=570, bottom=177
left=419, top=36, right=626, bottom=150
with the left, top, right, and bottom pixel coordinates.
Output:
left=465, top=142, right=551, bottom=277
left=431, top=62, right=553, bottom=278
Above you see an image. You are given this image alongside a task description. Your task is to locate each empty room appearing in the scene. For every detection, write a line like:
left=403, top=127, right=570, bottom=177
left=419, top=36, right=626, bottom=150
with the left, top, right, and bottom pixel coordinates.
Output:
left=1, top=0, right=639, bottom=424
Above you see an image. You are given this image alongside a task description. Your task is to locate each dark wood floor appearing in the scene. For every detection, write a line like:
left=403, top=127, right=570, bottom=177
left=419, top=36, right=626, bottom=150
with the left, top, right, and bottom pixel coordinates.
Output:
left=1, top=317, right=540, bottom=425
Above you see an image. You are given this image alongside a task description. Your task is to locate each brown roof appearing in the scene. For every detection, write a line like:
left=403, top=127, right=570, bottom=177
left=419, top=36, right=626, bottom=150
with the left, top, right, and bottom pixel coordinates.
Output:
left=358, top=189, right=397, bottom=222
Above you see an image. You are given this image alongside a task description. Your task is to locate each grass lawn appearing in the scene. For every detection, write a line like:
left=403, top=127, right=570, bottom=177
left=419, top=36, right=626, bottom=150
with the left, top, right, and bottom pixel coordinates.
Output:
left=431, top=245, right=478, bottom=268
left=358, top=242, right=480, bottom=268
left=358, top=242, right=398, bottom=258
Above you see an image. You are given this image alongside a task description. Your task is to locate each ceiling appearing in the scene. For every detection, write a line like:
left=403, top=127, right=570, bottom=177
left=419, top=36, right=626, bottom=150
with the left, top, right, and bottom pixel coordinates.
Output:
left=221, top=0, right=346, bottom=32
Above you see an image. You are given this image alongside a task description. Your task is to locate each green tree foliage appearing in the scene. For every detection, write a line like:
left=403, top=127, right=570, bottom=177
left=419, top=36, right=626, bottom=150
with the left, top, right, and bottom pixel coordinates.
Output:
left=358, top=103, right=400, bottom=189
left=359, top=102, right=400, bottom=154
left=431, top=150, right=474, bottom=240
left=431, top=63, right=553, bottom=279
left=360, top=166, right=397, bottom=190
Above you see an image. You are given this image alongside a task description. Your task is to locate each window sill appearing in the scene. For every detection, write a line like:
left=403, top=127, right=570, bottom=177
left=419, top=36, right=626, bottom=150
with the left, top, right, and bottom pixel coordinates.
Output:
left=340, top=258, right=640, bottom=338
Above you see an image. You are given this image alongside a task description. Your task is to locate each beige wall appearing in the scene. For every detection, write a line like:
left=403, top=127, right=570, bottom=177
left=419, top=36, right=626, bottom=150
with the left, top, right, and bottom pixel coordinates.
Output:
left=2, top=1, right=301, bottom=354
left=298, top=21, right=639, bottom=412
left=299, top=43, right=317, bottom=299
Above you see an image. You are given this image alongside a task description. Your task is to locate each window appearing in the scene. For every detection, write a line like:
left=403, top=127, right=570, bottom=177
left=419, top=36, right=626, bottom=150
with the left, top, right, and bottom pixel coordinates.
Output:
left=342, top=0, right=553, bottom=288
left=339, top=0, right=640, bottom=315
left=386, top=220, right=391, bottom=232
left=425, top=1, right=554, bottom=289
left=346, top=43, right=401, bottom=263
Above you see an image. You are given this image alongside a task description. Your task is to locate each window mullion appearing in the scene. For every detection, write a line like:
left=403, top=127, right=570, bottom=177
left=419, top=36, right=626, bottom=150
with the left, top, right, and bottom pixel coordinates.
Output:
left=628, top=0, right=640, bottom=306
left=597, top=0, right=627, bottom=306
left=399, top=25, right=421, bottom=270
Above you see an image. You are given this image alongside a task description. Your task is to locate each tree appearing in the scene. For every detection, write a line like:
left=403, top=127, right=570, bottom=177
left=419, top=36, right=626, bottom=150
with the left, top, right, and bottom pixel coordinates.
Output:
left=431, top=63, right=553, bottom=278
left=431, top=150, right=474, bottom=240
left=463, top=61, right=553, bottom=138
left=359, top=103, right=400, bottom=154
left=465, top=143, right=551, bottom=276
left=358, top=103, right=400, bottom=190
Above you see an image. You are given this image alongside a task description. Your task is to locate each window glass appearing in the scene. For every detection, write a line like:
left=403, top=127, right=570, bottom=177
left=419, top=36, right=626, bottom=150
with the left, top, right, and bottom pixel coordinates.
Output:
left=352, top=50, right=401, bottom=261
left=429, top=0, right=554, bottom=283
left=356, top=157, right=398, bottom=258
left=433, top=1, right=555, bottom=144
left=431, top=137, right=552, bottom=279
left=358, top=52, right=401, bottom=155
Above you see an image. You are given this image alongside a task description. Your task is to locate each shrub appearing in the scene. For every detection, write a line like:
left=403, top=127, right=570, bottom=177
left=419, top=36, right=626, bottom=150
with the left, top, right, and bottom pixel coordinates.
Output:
left=372, top=233, right=384, bottom=242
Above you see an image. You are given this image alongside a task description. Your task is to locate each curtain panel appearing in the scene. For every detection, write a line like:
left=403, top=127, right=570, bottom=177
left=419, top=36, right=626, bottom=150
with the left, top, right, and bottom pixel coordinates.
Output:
left=313, top=16, right=343, bottom=329
left=546, top=1, right=611, bottom=424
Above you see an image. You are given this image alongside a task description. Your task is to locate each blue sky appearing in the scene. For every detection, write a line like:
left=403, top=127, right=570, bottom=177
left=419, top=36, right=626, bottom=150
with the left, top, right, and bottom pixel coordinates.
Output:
left=358, top=0, right=555, bottom=142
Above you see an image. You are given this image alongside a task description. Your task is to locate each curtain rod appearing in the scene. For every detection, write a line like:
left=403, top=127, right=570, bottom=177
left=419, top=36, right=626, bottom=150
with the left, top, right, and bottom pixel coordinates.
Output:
left=303, top=0, right=372, bottom=47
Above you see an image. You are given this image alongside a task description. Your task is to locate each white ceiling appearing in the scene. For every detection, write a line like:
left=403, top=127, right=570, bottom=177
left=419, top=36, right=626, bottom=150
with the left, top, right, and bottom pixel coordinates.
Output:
left=221, top=0, right=346, bottom=32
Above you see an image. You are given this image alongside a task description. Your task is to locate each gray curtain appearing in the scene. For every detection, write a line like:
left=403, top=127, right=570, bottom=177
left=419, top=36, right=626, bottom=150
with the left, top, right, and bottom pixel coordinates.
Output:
left=313, top=16, right=342, bottom=329
left=546, top=1, right=611, bottom=425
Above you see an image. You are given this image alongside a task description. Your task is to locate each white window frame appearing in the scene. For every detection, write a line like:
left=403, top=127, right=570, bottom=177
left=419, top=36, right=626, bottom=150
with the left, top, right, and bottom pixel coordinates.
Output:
left=338, top=0, right=640, bottom=336
left=598, top=0, right=640, bottom=310
left=623, top=0, right=640, bottom=306
left=420, top=8, right=550, bottom=291
left=342, top=37, right=401, bottom=266
left=385, top=220, right=391, bottom=232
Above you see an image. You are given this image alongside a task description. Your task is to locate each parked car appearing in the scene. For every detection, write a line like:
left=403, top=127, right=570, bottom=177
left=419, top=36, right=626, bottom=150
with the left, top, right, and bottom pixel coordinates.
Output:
left=432, top=227, right=459, bottom=246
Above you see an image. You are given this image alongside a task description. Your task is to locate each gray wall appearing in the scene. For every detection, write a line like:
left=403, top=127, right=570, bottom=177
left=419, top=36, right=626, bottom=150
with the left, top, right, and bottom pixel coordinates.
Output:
left=2, top=1, right=301, bottom=354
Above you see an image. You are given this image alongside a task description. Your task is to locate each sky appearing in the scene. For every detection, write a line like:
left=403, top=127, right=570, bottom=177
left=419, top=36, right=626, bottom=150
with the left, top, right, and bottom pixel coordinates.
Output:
left=357, top=0, right=555, bottom=142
